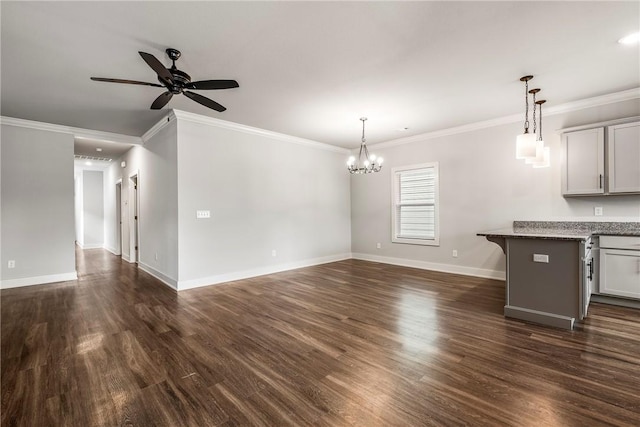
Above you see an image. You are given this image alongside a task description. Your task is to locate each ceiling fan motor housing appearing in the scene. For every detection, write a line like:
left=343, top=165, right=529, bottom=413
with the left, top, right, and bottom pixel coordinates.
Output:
left=166, top=69, right=192, bottom=93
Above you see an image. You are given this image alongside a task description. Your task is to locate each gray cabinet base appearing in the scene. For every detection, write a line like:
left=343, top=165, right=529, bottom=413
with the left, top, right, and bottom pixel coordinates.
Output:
left=504, top=305, right=575, bottom=330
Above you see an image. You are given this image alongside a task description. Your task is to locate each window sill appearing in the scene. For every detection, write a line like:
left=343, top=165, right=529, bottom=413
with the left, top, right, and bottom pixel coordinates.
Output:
left=392, top=236, right=440, bottom=246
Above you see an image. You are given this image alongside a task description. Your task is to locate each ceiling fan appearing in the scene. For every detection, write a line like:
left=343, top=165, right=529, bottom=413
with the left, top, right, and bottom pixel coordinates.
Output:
left=91, top=48, right=239, bottom=112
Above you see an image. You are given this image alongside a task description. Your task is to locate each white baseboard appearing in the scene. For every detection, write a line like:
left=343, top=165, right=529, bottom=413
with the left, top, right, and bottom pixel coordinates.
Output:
left=122, top=253, right=134, bottom=263
left=351, top=253, right=506, bottom=281
left=1, top=271, right=78, bottom=289
left=104, top=246, right=121, bottom=256
left=76, top=241, right=103, bottom=250
left=138, top=262, right=178, bottom=290
left=177, top=253, right=352, bottom=291
left=79, top=243, right=104, bottom=250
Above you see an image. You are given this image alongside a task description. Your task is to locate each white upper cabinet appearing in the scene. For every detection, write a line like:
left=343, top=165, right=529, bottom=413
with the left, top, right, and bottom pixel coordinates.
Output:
left=561, top=119, right=640, bottom=197
left=562, top=127, right=604, bottom=195
left=608, top=122, right=640, bottom=194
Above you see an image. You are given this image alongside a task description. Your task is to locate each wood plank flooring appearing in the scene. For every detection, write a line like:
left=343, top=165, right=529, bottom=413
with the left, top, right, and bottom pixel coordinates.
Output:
left=2, top=248, right=640, bottom=426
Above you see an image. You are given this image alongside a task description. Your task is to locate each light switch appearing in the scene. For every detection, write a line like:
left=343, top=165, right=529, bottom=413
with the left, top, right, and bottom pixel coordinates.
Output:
left=196, top=210, right=211, bottom=219
left=533, top=254, right=549, bottom=263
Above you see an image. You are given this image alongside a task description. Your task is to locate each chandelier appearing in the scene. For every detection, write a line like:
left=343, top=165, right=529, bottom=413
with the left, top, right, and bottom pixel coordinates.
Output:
left=347, top=117, right=383, bottom=174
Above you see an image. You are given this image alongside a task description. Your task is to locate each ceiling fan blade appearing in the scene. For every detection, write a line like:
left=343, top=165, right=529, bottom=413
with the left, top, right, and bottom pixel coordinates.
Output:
left=150, top=92, right=173, bottom=110
left=90, top=77, right=164, bottom=87
left=186, top=80, right=239, bottom=90
left=184, top=91, right=226, bottom=112
left=139, top=51, right=174, bottom=84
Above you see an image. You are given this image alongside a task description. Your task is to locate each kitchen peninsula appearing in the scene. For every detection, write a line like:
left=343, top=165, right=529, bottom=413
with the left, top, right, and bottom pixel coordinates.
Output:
left=479, top=221, right=640, bottom=330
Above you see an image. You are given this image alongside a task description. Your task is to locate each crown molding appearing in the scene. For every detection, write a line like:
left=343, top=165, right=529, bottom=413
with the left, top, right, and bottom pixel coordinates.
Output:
left=557, top=115, right=640, bottom=134
left=0, top=116, right=142, bottom=145
left=369, top=88, right=640, bottom=151
left=141, top=112, right=176, bottom=142
left=171, top=109, right=349, bottom=154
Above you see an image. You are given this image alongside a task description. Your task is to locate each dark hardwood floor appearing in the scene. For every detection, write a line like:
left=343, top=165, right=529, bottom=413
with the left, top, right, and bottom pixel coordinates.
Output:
left=2, top=248, right=639, bottom=426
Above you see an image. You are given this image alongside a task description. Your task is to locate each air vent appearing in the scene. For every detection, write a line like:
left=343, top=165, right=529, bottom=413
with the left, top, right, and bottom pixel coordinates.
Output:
left=74, top=155, right=112, bottom=162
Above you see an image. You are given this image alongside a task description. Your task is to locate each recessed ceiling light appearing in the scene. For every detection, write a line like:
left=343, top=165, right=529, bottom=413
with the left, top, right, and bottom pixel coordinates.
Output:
left=618, top=31, right=640, bottom=45
left=85, top=161, right=92, bottom=166
left=96, top=148, right=103, bottom=152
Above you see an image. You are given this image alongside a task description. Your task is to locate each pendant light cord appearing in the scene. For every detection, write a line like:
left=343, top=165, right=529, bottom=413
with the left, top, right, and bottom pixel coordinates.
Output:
left=531, top=91, right=537, bottom=134
left=524, top=79, right=530, bottom=133
left=538, top=102, right=543, bottom=141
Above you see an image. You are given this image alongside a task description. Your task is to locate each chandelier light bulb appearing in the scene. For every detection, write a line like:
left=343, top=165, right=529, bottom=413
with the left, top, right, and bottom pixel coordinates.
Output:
left=378, top=157, right=384, bottom=165
left=370, top=154, right=377, bottom=162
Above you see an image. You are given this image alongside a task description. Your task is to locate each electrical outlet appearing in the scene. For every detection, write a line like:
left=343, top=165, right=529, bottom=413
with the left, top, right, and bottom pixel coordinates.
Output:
left=594, top=206, right=603, bottom=216
left=7, top=260, right=15, bottom=269
left=533, top=254, right=549, bottom=263
left=376, top=243, right=381, bottom=249
left=452, top=250, right=458, bottom=258
left=271, top=250, right=277, bottom=257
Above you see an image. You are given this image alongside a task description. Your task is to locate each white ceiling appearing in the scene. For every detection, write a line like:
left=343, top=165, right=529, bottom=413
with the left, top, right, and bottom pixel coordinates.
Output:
left=74, top=137, right=135, bottom=160
left=1, top=1, right=638, bottom=148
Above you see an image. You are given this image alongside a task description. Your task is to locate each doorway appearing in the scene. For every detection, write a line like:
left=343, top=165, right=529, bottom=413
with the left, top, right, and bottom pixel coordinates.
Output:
left=128, top=172, right=139, bottom=264
left=115, top=180, right=122, bottom=255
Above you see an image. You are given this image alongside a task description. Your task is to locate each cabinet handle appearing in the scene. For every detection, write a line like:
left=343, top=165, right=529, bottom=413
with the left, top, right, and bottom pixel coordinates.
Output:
left=599, top=174, right=603, bottom=189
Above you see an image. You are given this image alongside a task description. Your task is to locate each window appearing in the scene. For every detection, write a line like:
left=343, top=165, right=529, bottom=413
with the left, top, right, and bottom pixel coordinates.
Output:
left=391, top=163, right=439, bottom=246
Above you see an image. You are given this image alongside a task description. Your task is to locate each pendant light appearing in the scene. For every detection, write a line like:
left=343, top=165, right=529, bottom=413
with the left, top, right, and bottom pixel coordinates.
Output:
left=347, top=117, right=383, bottom=174
left=531, top=99, right=550, bottom=168
left=525, top=88, right=541, bottom=164
left=515, top=75, right=537, bottom=159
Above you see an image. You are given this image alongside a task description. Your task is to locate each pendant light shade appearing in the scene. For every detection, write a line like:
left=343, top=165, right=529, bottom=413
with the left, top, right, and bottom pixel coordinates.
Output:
left=516, top=132, right=538, bottom=159
left=530, top=99, right=550, bottom=168
left=524, top=88, right=542, bottom=163
left=532, top=146, right=550, bottom=168
left=515, top=75, right=536, bottom=159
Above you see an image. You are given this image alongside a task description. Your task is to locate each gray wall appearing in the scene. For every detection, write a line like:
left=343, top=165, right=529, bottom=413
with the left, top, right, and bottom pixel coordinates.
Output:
left=351, top=99, right=640, bottom=278
left=103, top=162, right=120, bottom=254
left=103, top=121, right=179, bottom=286
left=1, top=125, right=76, bottom=285
left=176, top=118, right=352, bottom=287
left=81, top=170, right=104, bottom=247
left=74, top=172, right=83, bottom=244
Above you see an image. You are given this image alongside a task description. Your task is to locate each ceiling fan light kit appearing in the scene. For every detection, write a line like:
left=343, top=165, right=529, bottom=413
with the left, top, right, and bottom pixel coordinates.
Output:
left=91, top=48, right=239, bottom=112
left=515, top=75, right=550, bottom=168
left=347, top=118, right=383, bottom=174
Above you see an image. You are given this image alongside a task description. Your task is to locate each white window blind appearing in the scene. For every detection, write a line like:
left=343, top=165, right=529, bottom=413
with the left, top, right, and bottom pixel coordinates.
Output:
left=392, top=163, right=439, bottom=246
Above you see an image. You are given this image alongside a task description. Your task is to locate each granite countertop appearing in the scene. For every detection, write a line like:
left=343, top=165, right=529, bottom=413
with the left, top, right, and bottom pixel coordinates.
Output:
left=477, top=221, right=640, bottom=241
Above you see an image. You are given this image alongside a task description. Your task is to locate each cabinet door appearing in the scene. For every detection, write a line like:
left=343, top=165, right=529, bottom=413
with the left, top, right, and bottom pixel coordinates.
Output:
left=599, top=249, right=640, bottom=300
left=562, top=128, right=605, bottom=195
left=608, top=122, right=640, bottom=194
